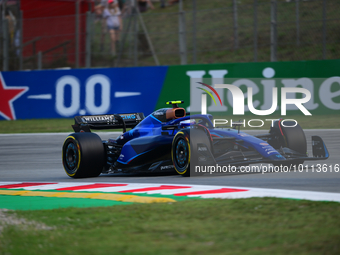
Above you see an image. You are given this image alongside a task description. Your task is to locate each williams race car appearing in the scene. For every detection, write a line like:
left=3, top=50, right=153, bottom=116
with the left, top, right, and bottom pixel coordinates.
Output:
left=62, top=101, right=329, bottom=178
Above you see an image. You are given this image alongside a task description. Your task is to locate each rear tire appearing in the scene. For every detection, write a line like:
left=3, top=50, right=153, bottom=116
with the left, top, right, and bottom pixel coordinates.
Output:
left=62, top=133, right=105, bottom=178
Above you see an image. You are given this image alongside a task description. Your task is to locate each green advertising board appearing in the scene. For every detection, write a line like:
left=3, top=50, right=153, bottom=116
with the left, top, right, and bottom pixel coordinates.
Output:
left=156, top=59, right=340, bottom=116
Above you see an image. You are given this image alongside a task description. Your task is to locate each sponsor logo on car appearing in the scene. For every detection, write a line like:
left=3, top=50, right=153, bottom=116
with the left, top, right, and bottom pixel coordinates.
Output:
left=121, top=114, right=136, bottom=120
left=153, top=111, right=165, bottom=116
left=82, top=115, right=114, bottom=122
left=198, top=156, right=207, bottom=162
left=160, top=165, right=174, bottom=170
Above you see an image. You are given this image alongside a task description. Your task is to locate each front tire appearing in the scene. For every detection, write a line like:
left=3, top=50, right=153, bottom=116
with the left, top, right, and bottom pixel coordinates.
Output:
left=172, top=131, right=191, bottom=176
left=171, top=128, right=212, bottom=177
left=62, top=133, right=105, bottom=178
left=270, top=120, right=307, bottom=166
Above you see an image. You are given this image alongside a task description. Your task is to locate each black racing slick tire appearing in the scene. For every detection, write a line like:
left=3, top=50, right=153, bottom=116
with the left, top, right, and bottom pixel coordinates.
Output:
left=270, top=120, right=307, bottom=166
left=280, top=120, right=306, bottom=166
left=62, top=133, right=105, bottom=178
left=171, top=128, right=212, bottom=177
left=280, top=121, right=307, bottom=156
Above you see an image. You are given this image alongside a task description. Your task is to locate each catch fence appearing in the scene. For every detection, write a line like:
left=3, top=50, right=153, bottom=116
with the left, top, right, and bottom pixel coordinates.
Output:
left=1, top=0, right=339, bottom=71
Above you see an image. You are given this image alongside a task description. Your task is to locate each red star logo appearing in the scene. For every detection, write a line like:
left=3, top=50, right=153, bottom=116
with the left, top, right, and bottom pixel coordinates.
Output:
left=0, top=73, right=29, bottom=120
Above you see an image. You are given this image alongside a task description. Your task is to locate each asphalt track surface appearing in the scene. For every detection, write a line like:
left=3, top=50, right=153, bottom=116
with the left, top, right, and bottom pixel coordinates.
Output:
left=0, top=130, right=339, bottom=193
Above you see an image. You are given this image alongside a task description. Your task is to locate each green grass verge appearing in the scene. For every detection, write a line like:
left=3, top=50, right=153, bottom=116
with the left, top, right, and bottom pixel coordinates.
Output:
left=0, top=118, right=75, bottom=134
left=1, top=198, right=340, bottom=255
left=0, top=114, right=338, bottom=134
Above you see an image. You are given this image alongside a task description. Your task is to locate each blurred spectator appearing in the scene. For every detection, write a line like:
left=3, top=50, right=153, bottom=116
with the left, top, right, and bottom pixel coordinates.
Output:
left=169, top=0, right=179, bottom=5
left=138, top=0, right=154, bottom=13
left=160, top=0, right=166, bottom=8
left=103, top=0, right=123, bottom=56
left=14, top=29, right=20, bottom=56
left=118, top=0, right=130, bottom=17
left=118, top=0, right=126, bottom=13
left=5, top=9, right=16, bottom=45
left=94, top=1, right=108, bottom=52
left=94, top=3, right=104, bottom=23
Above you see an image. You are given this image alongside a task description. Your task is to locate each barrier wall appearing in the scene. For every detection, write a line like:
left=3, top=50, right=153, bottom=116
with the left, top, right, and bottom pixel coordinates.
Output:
left=0, top=59, right=339, bottom=120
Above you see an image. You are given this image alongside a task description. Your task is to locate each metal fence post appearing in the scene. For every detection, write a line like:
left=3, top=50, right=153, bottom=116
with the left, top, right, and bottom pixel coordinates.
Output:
left=135, top=4, right=159, bottom=66
left=1, top=2, right=3, bottom=70
left=116, top=6, right=134, bottom=67
left=253, top=0, right=258, bottom=62
left=85, top=11, right=91, bottom=68
left=233, top=0, right=238, bottom=50
left=37, top=51, right=42, bottom=70
left=2, top=18, right=8, bottom=71
left=19, top=10, right=23, bottom=70
left=322, top=0, right=327, bottom=59
left=75, top=0, right=80, bottom=68
left=192, top=0, right=197, bottom=64
left=178, top=0, right=187, bottom=65
left=270, top=0, right=277, bottom=62
left=134, top=10, right=138, bottom=67
left=296, top=0, right=300, bottom=46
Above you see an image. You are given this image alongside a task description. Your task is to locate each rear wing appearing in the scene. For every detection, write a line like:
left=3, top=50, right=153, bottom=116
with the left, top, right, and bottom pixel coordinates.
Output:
left=72, top=113, right=145, bottom=133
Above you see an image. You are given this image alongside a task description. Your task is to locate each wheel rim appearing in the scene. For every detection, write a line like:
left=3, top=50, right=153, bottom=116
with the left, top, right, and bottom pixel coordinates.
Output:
left=175, top=138, right=189, bottom=172
left=64, top=142, right=78, bottom=174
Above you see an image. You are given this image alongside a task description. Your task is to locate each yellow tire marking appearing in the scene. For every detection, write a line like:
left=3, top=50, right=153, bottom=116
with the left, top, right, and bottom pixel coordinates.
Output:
left=172, top=131, right=190, bottom=175
left=0, top=190, right=176, bottom=204
left=62, top=136, right=81, bottom=177
left=0, top=190, right=29, bottom=195
left=20, top=191, right=57, bottom=197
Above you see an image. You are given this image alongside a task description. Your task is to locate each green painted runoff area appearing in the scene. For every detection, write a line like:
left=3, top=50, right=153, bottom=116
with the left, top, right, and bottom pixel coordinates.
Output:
left=0, top=189, right=197, bottom=210
left=0, top=195, right=131, bottom=210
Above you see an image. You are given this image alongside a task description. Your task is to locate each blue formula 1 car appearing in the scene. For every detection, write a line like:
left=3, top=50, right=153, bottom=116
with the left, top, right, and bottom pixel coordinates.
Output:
left=62, top=101, right=329, bottom=178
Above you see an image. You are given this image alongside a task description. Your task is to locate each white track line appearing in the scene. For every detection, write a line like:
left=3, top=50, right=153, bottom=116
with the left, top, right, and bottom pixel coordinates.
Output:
left=1, top=182, right=340, bottom=203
